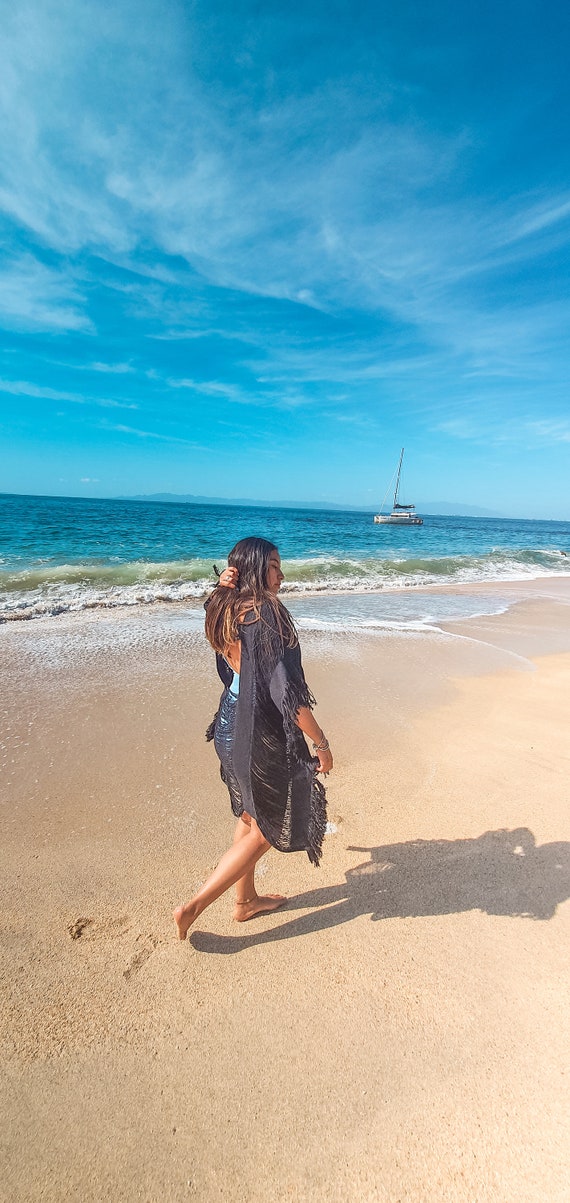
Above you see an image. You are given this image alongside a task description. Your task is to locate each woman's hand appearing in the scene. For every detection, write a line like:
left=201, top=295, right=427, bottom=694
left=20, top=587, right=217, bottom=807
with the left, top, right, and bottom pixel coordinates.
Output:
left=316, top=746, right=333, bottom=775
left=219, top=566, right=238, bottom=589
left=295, top=707, right=333, bottom=775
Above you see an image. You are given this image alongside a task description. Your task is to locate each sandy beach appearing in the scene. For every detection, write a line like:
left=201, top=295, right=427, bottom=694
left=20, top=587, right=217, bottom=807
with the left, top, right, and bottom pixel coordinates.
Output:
left=2, top=580, right=569, bottom=1202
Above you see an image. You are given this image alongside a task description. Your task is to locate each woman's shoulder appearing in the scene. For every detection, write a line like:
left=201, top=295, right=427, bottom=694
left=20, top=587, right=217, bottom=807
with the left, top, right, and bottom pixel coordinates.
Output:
left=238, top=604, right=260, bottom=628
left=240, top=599, right=287, bottom=645
left=261, top=597, right=295, bottom=634
left=260, top=597, right=279, bottom=621
left=239, top=598, right=279, bottom=626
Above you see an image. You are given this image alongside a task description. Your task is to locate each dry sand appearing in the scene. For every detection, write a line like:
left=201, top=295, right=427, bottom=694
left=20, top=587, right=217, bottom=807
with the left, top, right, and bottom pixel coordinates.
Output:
left=1, top=585, right=569, bottom=1202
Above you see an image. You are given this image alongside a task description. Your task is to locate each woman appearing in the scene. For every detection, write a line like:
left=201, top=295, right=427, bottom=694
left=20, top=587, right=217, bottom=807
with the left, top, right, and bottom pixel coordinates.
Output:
left=174, top=537, right=333, bottom=940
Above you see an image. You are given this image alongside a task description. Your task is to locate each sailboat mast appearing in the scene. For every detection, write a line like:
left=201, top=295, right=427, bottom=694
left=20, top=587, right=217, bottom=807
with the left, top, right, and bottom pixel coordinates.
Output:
left=393, top=447, right=404, bottom=508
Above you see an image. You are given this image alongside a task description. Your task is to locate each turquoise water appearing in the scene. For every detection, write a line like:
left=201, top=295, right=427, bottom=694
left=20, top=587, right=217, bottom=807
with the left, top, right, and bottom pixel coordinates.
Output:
left=1, top=492, right=569, bottom=625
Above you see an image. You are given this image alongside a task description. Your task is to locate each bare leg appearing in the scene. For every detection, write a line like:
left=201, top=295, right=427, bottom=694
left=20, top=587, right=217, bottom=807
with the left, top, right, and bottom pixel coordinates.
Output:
left=232, top=814, right=286, bottom=923
left=174, top=815, right=278, bottom=940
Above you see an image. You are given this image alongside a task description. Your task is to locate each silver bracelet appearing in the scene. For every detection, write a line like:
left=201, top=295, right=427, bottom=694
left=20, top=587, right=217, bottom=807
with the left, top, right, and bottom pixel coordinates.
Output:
left=313, top=735, right=329, bottom=752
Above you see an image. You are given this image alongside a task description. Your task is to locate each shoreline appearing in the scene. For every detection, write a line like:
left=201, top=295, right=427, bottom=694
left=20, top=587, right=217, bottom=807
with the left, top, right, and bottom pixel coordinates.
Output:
left=2, top=590, right=569, bottom=1199
left=2, top=567, right=570, bottom=625
left=2, top=566, right=570, bottom=628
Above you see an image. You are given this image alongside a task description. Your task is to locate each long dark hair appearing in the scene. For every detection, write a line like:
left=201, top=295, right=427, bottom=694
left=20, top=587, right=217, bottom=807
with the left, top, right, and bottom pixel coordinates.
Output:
left=204, top=536, right=297, bottom=654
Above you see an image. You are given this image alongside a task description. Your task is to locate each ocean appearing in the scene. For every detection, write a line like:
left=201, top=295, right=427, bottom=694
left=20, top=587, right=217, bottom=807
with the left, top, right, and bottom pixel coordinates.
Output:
left=1, top=492, right=569, bottom=630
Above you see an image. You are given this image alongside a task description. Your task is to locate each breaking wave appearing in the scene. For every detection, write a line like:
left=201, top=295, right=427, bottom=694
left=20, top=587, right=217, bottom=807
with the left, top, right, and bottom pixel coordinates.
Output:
left=1, top=548, right=569, bottom=622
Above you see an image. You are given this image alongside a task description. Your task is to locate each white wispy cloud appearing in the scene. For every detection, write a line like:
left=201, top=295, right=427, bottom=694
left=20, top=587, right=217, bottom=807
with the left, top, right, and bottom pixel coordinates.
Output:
left=0, top=378, right=137, bottom=408
left=0, top=0, right=569, bottom=411
left=525, top=419, right=570, bottom=444
left=92, top=398, right=138, bottom=409
left=166, top=377, right=237, bottom=397
left=434, top=406, right=570, bottom=450
left=0, top=254, right=93, bottom=333
left=49, top=357, right=137, bottom=374
left=100, top=420, right=206, bottom=447
left=506, top=196, right=570, bottom=243
left=0, top=379, right=84, bottom=402
left=436, top=417, right=483, bottom=441
left=89, top=361, right=135, bottom=374
left=164, top=375, right=263, bottom=405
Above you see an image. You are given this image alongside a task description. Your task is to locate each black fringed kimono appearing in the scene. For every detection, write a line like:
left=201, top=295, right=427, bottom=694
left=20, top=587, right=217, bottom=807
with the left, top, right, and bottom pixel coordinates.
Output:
left=206, top=602, right=327, bottom=866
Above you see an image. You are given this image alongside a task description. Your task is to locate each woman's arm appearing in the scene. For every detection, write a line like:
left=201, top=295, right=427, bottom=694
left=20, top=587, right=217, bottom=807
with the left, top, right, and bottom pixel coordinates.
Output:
left=296, top=706, right=333, bottom=774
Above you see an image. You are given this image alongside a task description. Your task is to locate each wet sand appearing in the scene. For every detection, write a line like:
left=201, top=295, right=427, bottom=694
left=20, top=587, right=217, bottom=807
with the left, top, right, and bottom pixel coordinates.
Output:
left=1, top=584, right=569, bottom=1201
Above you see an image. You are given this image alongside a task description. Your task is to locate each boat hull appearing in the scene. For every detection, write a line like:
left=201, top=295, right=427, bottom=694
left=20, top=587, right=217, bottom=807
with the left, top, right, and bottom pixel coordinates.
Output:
left=374, top=514, right=423, bottom=525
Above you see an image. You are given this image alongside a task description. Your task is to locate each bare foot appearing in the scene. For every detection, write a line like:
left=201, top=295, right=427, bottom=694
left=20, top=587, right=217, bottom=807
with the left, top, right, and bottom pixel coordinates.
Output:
left=233, top=894, right=287, bottom=922
left=173, top=903, right=198, bottom=941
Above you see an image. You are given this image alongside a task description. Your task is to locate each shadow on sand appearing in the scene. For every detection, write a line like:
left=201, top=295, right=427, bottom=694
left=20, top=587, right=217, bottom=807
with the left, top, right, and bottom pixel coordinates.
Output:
left=190, top=827, right=570, bottom=955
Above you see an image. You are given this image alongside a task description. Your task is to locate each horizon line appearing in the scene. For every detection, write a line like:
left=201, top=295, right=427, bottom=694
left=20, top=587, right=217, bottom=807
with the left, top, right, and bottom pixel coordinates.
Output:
left=3, top=489, right=570, bottom=523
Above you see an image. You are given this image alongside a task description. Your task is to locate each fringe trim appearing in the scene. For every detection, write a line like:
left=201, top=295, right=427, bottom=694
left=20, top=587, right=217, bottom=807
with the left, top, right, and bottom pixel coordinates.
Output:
left=205, top=710, right=219, bottom=742
left=280, top=676, right=316, bottom=760
left=306, top=773, right=328, bottom=867
left=280, top=676, right=328, bottom=866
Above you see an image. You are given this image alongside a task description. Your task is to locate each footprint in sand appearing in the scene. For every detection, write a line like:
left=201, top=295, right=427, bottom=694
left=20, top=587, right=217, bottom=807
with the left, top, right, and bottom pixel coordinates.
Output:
left=123, top=934, right=160, bottom=981
left=68, top=915, right=132, bottom=941
left=68, top=917, right=93, bottom=940
left=67, top=917, right=161, bottom=978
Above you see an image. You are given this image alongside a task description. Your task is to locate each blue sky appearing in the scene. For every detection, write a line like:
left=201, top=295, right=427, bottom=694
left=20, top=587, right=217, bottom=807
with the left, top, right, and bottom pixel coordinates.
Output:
left=1, top=0, right=569, bottom=519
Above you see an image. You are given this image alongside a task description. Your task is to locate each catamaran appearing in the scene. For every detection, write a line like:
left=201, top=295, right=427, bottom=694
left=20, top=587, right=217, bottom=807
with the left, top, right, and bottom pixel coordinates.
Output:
left=374, top=448, right=423, bottom=525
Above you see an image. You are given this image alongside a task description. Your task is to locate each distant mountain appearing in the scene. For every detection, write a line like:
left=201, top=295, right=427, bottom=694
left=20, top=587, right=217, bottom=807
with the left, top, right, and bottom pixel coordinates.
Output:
left=119, top=492, right=504, bottom=518
left=414, top=501, right=504, bottom=518
left=119, top=492, right=358, bottom=511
